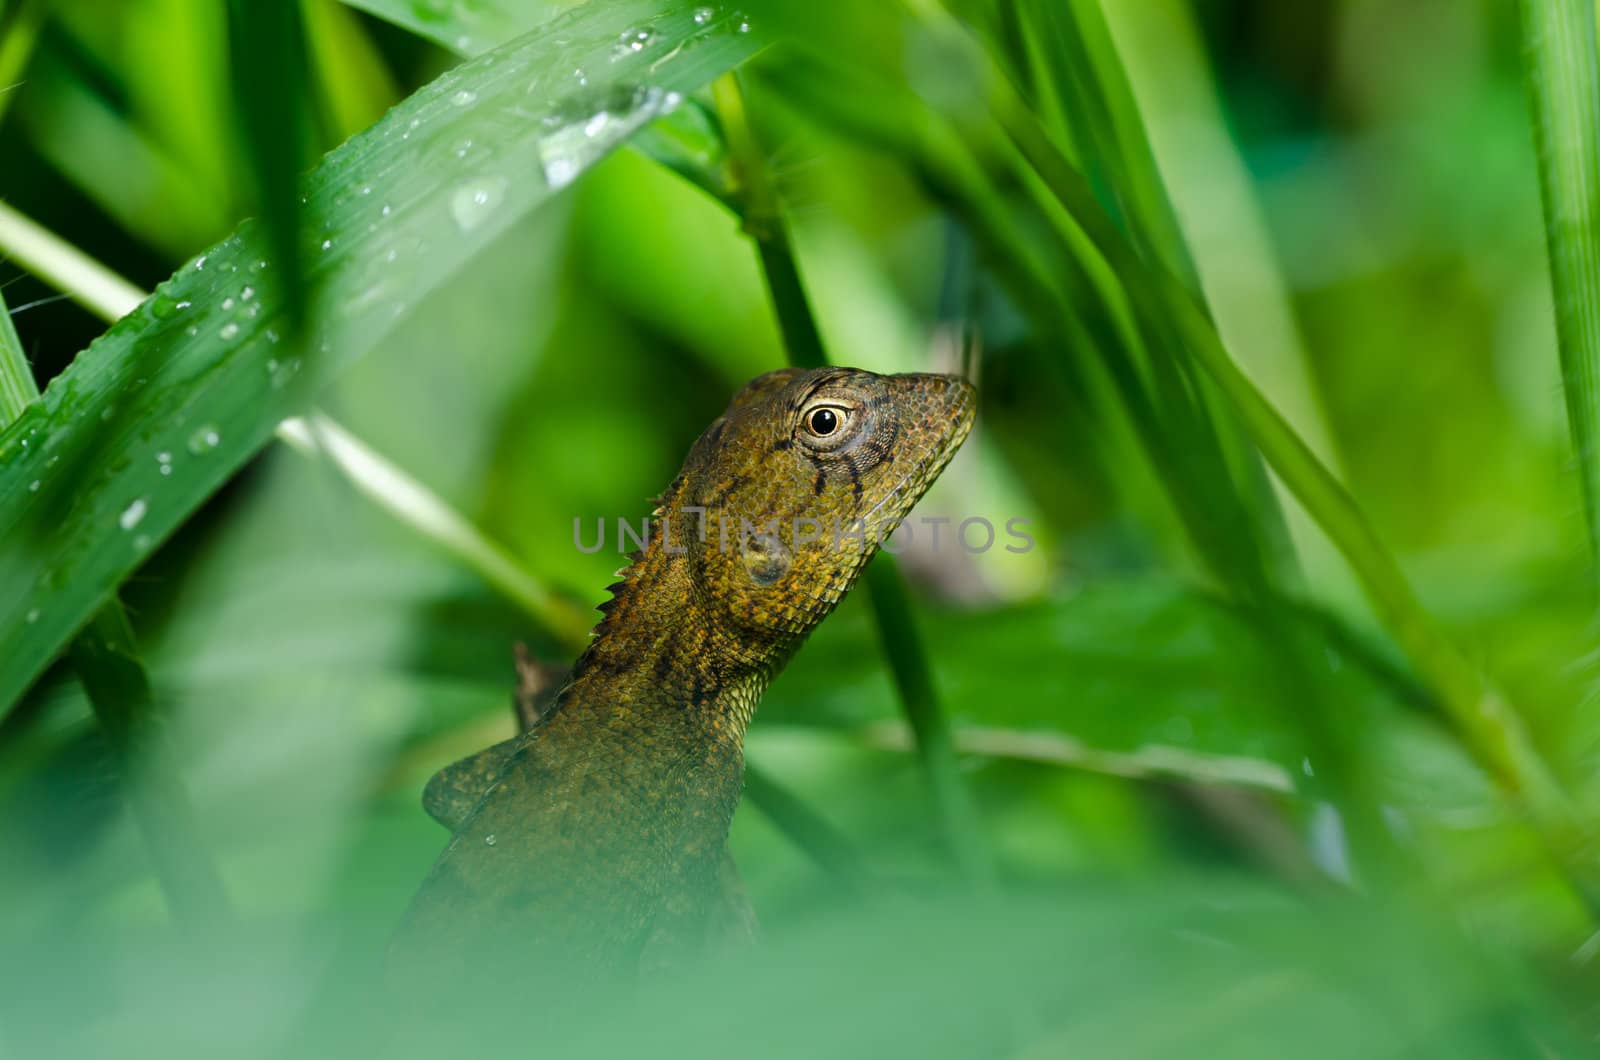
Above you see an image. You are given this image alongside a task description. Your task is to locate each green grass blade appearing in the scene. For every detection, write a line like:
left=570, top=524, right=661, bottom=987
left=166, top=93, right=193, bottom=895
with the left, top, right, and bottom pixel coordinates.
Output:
left=713, top=73, right=827, bottom=368
left=66, top=608, right=233, bottom=926
left=862, top=558, right=993, bottom=881
left=226, top=0, right=314, bottom=329
left=1, top=284, right=230, bottom=926
left=1519, top=0, right=1600, bottom=586
left=339, top=0, right=562, bottom=55
left=276, top=414, right=594, bottom=645
left=0, top=0, right=763, bottom=716
left=0, top=0, right=45, bottom=130
left=302, top=0, right=400, bottom=139
left=712, top=72, right=991, bottom=879
left=742, top=763, right=869, bottom=890
left=0, top=202, right=146, bottom=320
left=0, top=292, right=31, bottom=419
left=1100, top=1, right=1352, bottom=605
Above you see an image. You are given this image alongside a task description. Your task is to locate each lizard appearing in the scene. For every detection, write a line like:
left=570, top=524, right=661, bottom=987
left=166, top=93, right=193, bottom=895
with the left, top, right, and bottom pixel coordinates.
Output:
left=388, top=365, right=976, bottom=995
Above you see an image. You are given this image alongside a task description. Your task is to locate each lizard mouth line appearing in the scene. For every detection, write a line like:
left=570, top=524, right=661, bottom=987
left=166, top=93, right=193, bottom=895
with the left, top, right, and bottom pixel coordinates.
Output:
left=853, top=382, right=976, bottom=536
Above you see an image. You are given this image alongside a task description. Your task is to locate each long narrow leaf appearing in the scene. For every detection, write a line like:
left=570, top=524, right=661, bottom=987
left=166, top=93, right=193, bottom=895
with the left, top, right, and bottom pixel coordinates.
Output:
left=1, top=283, right=228, bottom=925
left=1519, top=0, right=1600, bottom=585
left=340, top=0, right=561, bottom=55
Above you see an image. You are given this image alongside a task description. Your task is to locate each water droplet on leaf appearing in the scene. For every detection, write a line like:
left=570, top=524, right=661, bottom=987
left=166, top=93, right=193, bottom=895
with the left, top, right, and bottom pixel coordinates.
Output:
left=187, top=425, right=221, bottom=454
left=450, top=177, right=509, bottom=232
left=538, top=85, right=685, bottom=191
left=119, top=498, right=148, bottom=531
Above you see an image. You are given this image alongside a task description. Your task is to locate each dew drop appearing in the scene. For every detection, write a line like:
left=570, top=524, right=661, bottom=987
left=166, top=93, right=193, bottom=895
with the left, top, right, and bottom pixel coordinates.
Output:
left=450, top=178, right=509, bottom=232
left=156, top=451, right=173, bottom=476
left=222, top=297, right=236, bottom=311
left=28, top=479, right=40, bottom=492
left=381, top=203, right=393, bottom=217
left=321, top=237, right=334, bottom=251
left=25, top=608, right=39, bottom=624
left=452, top=89, right=478, bottom=106
left=187, top=425, right=221, bottom=454
left=537, top=86, right=683, bottom=191
left=241, top=285, right=256, bottom=301
left=545, top=157, right=580, bottom=189
left=614, top=27, right=654, bottom=57
left=484, top=834, right=497, bottom=846
left=219, top=322, right=240, bottom=340
left=693, top=5, right=714, bottom=23
left=119, top=498, right=148, bottom=531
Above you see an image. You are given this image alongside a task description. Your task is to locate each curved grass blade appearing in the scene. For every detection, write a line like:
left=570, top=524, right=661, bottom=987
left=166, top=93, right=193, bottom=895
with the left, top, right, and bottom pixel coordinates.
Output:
left=1519, top=0, right=1600, bottom=587
left=0, top=0, right=763, bottom=716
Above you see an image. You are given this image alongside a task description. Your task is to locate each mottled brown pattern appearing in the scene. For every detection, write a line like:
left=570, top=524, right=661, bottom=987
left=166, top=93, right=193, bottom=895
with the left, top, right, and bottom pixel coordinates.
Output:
left=390, top=367, right=975, bottom=990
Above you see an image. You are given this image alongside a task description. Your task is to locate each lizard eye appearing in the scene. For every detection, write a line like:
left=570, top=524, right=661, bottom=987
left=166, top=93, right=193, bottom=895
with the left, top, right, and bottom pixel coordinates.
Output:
left=807, top=408, right=841, bottom=436
left=796, top=397, right=862, bottom=452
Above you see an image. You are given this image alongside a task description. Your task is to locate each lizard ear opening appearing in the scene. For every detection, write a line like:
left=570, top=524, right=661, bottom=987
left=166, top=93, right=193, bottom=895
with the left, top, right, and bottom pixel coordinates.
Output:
left=740, top=531, right=792, bottom=586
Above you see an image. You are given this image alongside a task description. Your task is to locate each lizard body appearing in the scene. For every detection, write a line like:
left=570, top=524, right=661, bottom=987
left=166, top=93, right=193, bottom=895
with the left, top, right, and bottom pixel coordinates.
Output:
left=390, top=366, right=975, bottom=988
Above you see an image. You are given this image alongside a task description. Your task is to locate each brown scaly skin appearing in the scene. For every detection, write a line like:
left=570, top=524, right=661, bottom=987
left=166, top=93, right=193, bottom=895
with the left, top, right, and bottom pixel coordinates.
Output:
left=390, top=366, right=975, bottom=989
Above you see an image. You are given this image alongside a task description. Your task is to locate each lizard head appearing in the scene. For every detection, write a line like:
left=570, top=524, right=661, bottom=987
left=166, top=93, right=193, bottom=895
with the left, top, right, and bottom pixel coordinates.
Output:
left=669, top=366, right=976, bottom=647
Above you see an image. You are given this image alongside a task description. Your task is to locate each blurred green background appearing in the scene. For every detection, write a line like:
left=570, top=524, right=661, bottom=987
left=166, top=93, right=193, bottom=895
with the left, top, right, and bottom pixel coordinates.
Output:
left=2, top=0, right=1600, bottom=1056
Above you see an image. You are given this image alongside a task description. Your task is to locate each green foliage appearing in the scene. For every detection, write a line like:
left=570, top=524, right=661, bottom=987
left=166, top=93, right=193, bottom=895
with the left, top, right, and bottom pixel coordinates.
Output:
left=2, top=0, right=1599, bottom=1055
left=0, top=0, right=760, bottom=711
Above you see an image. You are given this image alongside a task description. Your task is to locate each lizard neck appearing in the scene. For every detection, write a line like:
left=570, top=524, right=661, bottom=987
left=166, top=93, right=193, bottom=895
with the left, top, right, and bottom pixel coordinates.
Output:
left=557, top=508, right=783, bottom=742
